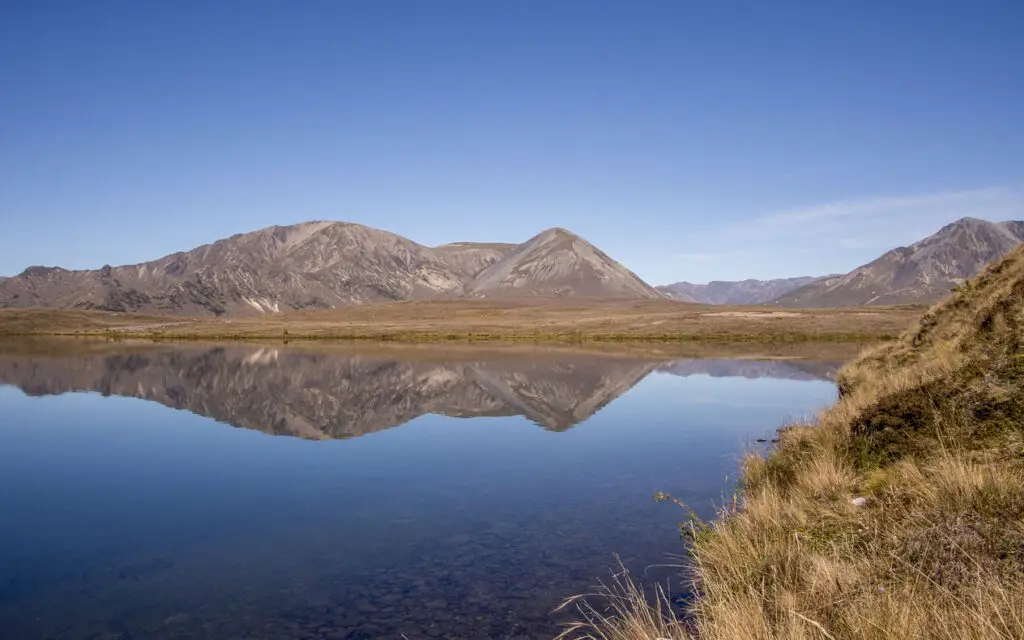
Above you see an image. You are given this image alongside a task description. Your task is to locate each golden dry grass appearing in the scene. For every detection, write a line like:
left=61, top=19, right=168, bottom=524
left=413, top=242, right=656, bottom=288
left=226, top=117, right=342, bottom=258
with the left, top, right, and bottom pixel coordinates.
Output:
left=0, top=308, right=173, bottom=334
left=0, top=299, right=923, bottom=343
left=0, top=334, right=867, bottom=363
left=563, top=246, right=1024, bottom=639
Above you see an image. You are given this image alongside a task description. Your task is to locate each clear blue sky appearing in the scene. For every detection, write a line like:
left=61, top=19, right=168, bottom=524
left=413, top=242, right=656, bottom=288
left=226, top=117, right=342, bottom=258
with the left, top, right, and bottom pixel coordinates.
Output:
left=2, top=0, right=1022, bottom=284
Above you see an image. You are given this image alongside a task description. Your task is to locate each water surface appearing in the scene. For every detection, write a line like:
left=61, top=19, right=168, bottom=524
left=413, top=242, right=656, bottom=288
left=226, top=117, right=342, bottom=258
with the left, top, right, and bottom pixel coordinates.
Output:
left=0, top=342, right=839, bottom=639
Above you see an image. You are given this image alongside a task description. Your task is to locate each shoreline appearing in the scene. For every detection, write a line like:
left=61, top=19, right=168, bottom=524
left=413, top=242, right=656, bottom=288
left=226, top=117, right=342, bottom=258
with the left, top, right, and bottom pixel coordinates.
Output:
left=8, top=329, right=898, bottom=343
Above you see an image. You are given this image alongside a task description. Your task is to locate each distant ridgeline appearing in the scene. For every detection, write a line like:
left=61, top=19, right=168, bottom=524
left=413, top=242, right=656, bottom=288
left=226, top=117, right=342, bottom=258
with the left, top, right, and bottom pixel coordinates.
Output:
left=659, top=217, right=1024, bottom=307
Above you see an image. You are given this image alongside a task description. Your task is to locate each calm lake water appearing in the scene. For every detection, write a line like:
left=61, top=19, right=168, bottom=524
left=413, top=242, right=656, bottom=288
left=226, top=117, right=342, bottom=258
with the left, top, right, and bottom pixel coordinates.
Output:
left=0, top=342, right=840, bottom=639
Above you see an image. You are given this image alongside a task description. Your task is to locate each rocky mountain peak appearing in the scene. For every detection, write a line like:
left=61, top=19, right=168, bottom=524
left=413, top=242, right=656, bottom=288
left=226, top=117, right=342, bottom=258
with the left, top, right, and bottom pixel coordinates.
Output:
left=467, top=227, right=663, bottom=298
left=536, top=226, right=574, bottom=238
left=19, top=266, right=66, bottom=278
left=931, top=216, right=1021, bottom=241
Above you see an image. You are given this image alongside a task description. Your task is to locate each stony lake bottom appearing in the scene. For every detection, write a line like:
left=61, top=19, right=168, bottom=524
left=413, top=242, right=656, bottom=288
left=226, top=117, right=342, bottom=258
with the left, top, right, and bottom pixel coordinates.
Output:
left=0, top=341, right=842, bottom=639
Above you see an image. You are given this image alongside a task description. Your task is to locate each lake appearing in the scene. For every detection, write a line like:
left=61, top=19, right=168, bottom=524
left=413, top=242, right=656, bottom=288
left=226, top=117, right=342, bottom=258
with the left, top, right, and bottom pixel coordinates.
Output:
left=0, top=341, right=841, bottom=639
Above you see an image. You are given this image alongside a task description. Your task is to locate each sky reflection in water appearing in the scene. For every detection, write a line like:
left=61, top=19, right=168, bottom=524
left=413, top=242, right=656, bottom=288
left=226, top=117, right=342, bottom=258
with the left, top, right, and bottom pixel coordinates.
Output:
left=0, top=344, right=838, bottom=639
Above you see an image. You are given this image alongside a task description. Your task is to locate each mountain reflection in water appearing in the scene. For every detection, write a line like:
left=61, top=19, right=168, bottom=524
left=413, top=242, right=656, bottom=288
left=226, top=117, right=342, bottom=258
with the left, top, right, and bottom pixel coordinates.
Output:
left=0, top=342, right=844, bottom=640
left=0, top=345, right=841, bottom=439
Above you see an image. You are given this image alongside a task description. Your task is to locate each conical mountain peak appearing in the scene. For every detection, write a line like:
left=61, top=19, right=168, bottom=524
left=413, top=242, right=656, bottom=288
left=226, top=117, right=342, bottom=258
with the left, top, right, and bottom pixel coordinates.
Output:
left=466, top=228, right=663, bottom=298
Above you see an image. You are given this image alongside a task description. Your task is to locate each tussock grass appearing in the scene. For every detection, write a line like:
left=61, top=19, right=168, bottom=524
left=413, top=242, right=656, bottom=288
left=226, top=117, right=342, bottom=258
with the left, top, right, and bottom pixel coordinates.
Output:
left=565, top=246, right=1024, bottom=639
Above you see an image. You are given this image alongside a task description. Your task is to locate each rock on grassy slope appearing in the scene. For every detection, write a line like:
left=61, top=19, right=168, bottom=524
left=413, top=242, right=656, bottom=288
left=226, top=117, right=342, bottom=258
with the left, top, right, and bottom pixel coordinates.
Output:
left=566, top=244, right=1024, bottom=639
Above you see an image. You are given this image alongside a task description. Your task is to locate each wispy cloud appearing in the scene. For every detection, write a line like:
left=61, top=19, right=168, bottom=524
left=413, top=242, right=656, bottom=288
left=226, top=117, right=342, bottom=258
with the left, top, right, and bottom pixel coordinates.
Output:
left=704, top=184, right=1024, bottom=249
left=837, top=237, right=893, bottom=250
left=665, top=184, right=1024, bottom=281
left=759, top=186, right=1021, bottom=227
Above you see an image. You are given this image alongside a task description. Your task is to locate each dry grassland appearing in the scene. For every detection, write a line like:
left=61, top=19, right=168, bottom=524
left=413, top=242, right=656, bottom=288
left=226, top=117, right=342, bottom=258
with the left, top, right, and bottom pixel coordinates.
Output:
left=0, top=299, right=924, bottom=343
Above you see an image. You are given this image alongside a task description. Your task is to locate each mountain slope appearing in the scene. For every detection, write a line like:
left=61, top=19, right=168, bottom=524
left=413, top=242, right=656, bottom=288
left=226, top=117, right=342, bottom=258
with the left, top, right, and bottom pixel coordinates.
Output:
left=432, top=242, right=517, bottom=278
left=773, top=217, right=1024, bottom=307
left=467, top=228, right=664, bottom=298
left=0, top=222, right=466, bottom=315
left=658, top=277, right=820, bottom=304
left=0, top=223, right=661, bottom=315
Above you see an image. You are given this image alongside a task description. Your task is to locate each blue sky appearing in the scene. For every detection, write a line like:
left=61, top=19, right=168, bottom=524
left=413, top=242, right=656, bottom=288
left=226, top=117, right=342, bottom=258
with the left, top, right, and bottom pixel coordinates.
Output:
left=2, top=0, right=1022, bottom=284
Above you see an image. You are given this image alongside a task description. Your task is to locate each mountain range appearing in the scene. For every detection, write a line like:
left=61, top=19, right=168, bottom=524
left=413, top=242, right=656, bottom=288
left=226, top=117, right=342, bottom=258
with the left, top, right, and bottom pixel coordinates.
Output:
left=0, top=223, right=662, bottom=315
left=661, top=217, right=1023, bottom=307
left=657, top=277, right=821, bottom=305
left=1, top=217, right=1021, bottom=313
left=773, top=217, right=1024, bottom=307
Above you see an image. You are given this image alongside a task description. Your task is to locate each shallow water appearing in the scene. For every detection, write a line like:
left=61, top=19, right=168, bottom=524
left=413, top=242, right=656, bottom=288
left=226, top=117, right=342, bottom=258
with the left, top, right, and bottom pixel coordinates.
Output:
left=0, top=343, right=839, bottom=639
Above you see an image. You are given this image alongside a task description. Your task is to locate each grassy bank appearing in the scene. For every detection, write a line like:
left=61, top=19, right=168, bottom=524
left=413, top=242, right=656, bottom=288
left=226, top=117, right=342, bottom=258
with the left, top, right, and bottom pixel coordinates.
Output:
left=567, top=246, right=1024, bottom=639
left=0, top=300, right=923, bottom=344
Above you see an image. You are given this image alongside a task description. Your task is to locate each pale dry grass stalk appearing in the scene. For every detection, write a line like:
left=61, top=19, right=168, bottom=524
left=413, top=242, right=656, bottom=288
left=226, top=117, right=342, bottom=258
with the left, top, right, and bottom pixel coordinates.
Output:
left=554, top=559, right=692, bottom=640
